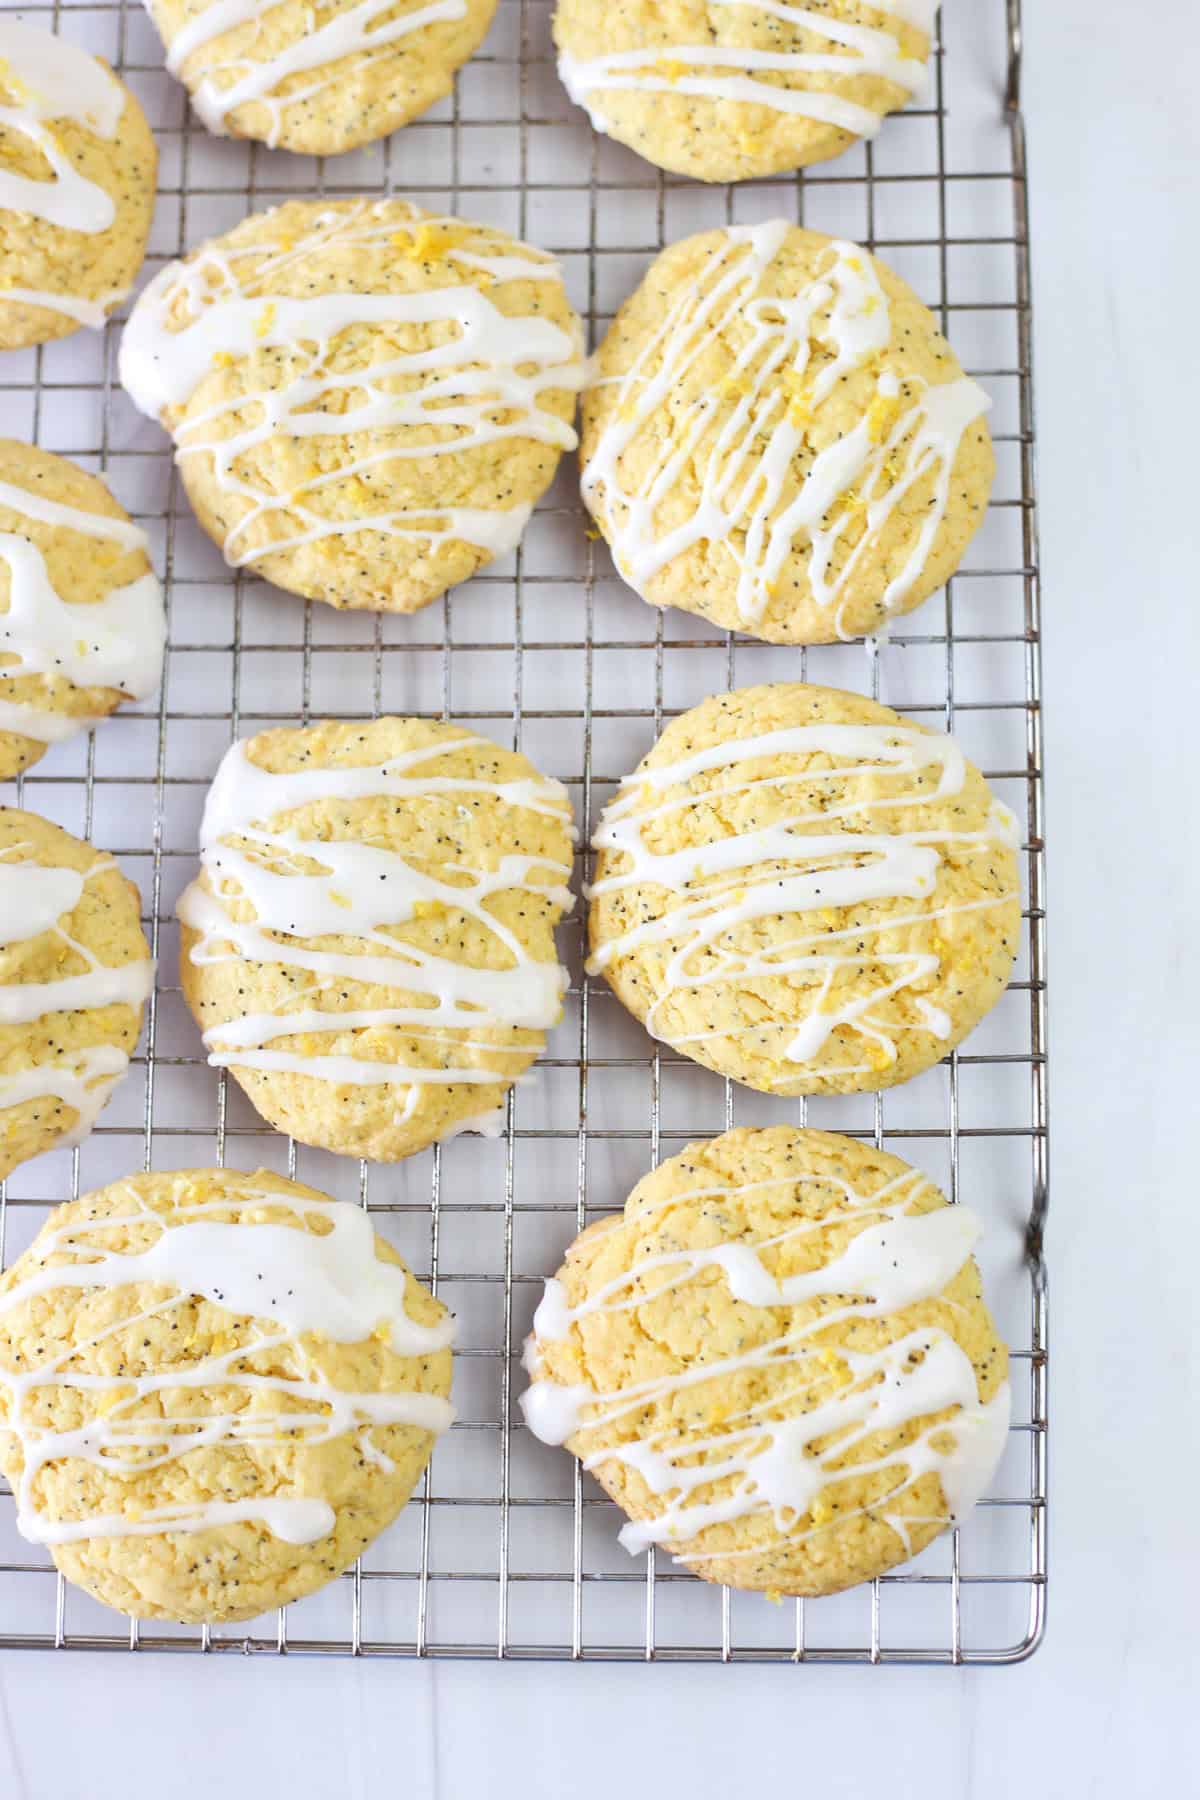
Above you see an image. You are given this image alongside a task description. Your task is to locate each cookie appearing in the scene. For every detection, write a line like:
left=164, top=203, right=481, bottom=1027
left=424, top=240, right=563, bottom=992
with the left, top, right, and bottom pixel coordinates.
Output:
left=0, top=20, right=156, bottom=349
left=588, top=683, right=1020, bottom=1095
left=0, top=440, right=164, bottom=778
left=555, top=0, right=934, bottom=183
left=147, top=0, right=497, bottom=154
left=0, top=807, right=153, bottom=1179
left=0, top=1165, right=454, bottom=1622
left=120, top=199, right=586, bottom=616
left=581, top=223, right=992, bottom=645
left=522, top=1126, right=1010, bottom=1595
left=178, top=716, right=576, bottom=1160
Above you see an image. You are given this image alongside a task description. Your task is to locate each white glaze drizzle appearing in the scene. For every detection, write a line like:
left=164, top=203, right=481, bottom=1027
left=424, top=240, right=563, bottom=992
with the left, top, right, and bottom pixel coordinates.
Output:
left=0, top=477, right=164, bottom=746
left=177, top=728, right=575, bottom=1132
left=0, top=1179, right=455, bottom=1546
left=158, top=0, right=469, bottom=148
left=559, top=0, right=933, bottom=141
left=0, top=845, right=154, bottom=1145
left=0, top=284, right=124, bottom=329
left=0, top=20, right=126, bottom=233
left=119, top=203, right=585, bottom=575
left=0, top=697, right=88, bottom=742
left=521, top=1161, right=1009, bottom=1561
left=0, top=855, right=85, bottom=941
left=582, top=222, right=989, bottom=639
left=0, top=1042, right=133, bottom=1138
left=587, top=718, right=1018, bottom=1083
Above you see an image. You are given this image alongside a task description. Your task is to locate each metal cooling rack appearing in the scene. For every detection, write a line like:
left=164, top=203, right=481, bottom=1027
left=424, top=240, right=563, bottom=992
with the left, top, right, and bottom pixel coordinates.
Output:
left=0, top=0, right=1047, bottom=1662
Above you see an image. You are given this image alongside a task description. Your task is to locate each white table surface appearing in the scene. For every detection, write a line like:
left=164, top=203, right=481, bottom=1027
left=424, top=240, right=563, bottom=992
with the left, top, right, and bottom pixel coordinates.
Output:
left=1, top=5, right=1196, bottom=1794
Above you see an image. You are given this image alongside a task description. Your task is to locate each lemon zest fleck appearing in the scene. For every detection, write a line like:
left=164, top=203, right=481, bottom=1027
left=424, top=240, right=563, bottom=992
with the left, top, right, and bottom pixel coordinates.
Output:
left=867, top=390, right=901, bottom=444
left=393, top=221, right=471, bottom=264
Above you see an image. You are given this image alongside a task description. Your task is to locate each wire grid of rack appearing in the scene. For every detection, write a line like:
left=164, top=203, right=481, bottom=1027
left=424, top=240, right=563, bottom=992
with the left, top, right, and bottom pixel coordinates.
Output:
left=0, top=0, right=1047, bottom=1662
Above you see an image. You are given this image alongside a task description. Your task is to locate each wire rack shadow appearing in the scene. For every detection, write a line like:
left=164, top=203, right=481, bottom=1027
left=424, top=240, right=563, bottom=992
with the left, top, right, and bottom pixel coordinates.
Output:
left=0, top=0, right=1047, bottom=1662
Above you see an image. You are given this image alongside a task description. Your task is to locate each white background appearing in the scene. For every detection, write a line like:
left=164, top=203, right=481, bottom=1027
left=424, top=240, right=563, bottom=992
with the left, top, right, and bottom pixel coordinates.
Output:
left=1, top=2, right=1197, bottom=1793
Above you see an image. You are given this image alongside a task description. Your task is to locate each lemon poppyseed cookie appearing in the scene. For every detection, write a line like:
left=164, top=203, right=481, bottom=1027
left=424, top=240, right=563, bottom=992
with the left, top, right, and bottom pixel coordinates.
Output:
left=178, top=716, right=576, bottom=1160
left=588, top=683, right=1020, bottom=1096
left=581, top=222, right=992, bottom=645
left=0, top=1166, right=455, bottom=1622
left=555, top=0, right=935, bottom=184
left=120, top=198, right=586, bottom=616
left=0, top=807, right=153, bottom=1178
left=0, top=440, right=164, bottom=778
left=146, top=0, right=497, bottom=154
left=522, top=1126, right=1010, bottom=1595
left=0, top=20, right=156, bottom=350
